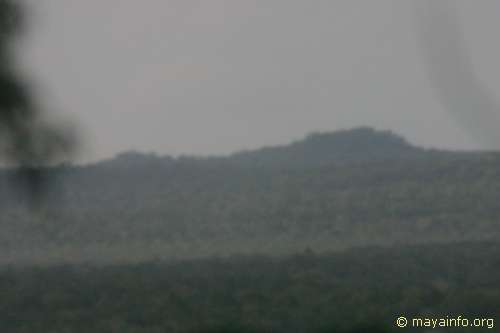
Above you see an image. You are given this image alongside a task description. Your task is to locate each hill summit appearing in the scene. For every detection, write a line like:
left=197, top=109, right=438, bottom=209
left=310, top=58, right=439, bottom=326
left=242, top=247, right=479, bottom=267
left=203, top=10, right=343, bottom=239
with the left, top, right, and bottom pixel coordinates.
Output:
left=97, top=127, right=424, bottom=169
left=227, top=127, right=424, bottom=167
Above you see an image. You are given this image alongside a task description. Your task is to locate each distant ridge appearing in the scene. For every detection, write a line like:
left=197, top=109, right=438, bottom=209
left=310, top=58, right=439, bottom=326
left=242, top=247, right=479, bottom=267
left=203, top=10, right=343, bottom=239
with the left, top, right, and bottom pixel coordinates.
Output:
left=226, top=127, right=425, bottom=167
left=2, top=127, right=500, bottom=262
left=99, top=127, right=427, bottom=169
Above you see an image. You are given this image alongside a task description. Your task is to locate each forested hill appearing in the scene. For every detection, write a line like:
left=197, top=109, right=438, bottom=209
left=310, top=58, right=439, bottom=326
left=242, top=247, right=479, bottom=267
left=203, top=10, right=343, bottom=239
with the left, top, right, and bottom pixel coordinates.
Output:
left=98, top=127, right=429, bottom=169
left=1, top=127, right=500, bottom=263
left=226, top=127, right=427, bottom=167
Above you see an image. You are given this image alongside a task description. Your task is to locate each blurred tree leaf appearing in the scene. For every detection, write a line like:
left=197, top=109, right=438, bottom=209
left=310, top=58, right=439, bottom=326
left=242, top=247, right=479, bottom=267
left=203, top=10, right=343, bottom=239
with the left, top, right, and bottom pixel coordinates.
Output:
left=0, top=0, right=74, bottom=203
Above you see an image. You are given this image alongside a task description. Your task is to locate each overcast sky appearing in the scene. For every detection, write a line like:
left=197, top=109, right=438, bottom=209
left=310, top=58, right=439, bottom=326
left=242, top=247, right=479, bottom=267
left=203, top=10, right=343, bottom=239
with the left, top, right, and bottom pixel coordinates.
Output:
left=17, top=0, right=500, bottom=162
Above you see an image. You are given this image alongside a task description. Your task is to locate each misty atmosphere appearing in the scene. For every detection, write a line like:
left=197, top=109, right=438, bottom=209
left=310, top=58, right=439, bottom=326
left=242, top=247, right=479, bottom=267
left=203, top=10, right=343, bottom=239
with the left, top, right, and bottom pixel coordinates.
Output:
left=1, top=0, right=500, bottom=332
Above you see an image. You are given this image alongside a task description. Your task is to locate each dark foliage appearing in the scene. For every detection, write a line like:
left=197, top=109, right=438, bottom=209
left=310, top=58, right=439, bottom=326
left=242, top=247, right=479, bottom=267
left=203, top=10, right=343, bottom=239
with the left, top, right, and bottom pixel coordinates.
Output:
left=1, top=242, right=497, bottom=332
left=0, top=0, right=73, bottom=203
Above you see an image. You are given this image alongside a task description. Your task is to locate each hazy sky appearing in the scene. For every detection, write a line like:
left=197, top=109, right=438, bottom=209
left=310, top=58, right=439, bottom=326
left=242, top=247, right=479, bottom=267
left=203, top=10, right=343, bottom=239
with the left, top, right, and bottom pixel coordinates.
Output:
left=17, top=0, right=500, bottom=162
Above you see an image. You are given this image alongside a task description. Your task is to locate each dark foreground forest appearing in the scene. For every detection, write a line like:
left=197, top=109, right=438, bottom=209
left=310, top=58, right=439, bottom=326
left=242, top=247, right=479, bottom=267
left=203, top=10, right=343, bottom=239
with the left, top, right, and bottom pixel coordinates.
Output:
left=1, top=242, right=498, bottom=332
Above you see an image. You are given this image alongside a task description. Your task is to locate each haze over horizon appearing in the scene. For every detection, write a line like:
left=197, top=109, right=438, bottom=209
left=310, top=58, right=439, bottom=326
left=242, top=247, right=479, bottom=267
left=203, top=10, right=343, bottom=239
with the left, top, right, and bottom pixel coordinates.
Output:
left=16, top=0, right=500, bottom=162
